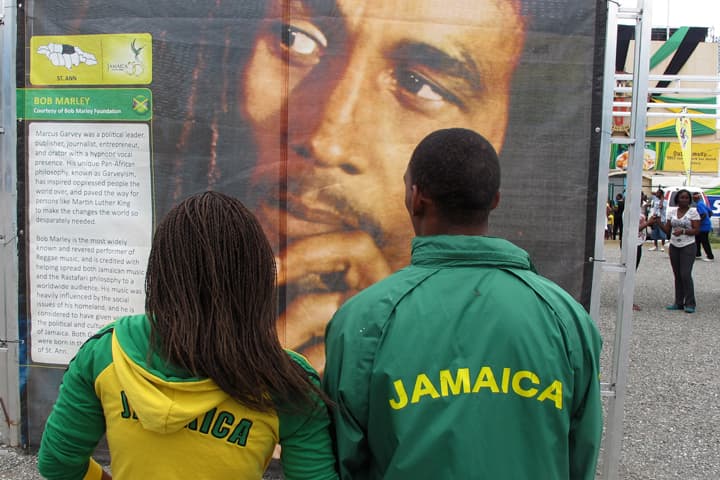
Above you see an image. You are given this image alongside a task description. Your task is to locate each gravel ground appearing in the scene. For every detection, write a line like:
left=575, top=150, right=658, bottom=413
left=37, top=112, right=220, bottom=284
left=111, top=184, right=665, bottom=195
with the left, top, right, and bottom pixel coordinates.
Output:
left=1, top=239, right=717, bottom=479
left=597, top=239, right=719, bottom=479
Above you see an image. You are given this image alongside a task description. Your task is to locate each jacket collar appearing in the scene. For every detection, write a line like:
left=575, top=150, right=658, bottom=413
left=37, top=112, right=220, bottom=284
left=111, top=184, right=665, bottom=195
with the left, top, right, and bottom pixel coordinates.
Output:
left=411, top=235, right=535, bottom=272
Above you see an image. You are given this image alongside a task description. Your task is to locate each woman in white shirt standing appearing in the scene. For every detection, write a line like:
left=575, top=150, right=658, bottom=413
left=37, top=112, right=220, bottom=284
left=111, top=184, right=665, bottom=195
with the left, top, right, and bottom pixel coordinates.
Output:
left=656, top=189, right=701, bottom=313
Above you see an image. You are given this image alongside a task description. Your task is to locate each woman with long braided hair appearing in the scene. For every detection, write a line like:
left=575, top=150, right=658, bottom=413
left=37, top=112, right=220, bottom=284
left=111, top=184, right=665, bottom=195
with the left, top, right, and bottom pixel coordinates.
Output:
left=38, top=192, right=338, bottom=480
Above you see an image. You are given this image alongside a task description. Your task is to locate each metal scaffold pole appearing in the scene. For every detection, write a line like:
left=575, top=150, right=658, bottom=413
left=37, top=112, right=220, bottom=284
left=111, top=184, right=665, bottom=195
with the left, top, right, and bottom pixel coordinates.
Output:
left=0, top=0, right=21, bottom=448
left=593, top=1, right=653, bottom=478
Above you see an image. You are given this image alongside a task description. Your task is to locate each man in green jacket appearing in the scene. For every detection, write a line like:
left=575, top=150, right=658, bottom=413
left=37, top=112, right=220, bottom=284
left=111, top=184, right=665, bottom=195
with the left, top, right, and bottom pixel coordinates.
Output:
left=323, top=128, right=603, bottom=479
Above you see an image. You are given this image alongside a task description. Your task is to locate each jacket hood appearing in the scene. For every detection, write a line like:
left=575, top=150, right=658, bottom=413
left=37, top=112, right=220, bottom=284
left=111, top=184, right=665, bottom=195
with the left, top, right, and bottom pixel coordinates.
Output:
left=111, top=314, right=229, bottom=434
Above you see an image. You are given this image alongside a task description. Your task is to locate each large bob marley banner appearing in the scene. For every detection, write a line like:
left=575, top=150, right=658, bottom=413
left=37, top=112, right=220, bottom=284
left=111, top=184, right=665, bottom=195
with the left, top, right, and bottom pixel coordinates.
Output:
left=18, top=0, right=605, bottom=445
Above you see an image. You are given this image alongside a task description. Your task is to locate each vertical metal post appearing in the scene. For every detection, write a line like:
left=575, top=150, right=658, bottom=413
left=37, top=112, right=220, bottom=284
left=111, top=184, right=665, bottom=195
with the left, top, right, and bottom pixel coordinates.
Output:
left=0, top=0, right=21, bottom=448
left=590, top=0, right=620, bottom=322
left=600, top=1, right=653, bottom=478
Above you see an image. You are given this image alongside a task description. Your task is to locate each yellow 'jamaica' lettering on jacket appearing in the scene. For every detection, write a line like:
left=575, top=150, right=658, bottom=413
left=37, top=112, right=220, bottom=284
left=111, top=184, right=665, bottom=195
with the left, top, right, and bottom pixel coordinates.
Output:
left=119, top=390, right=253, bottom=446
left=119, top=390, right=138, bottom=419
left=185, top=407, right=253, bottom=446
left=388, top=366, right=563, bottom=410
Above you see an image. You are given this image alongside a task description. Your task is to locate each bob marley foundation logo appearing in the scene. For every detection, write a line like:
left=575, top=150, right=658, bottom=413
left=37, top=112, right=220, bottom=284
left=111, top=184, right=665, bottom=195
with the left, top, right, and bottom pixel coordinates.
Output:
left=108, top=39, right=146, bottom=77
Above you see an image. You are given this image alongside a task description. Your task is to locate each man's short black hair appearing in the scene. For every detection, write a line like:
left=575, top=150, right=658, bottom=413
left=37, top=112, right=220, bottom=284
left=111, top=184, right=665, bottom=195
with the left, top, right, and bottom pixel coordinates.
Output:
left=408, top=128, right=500, bottom=225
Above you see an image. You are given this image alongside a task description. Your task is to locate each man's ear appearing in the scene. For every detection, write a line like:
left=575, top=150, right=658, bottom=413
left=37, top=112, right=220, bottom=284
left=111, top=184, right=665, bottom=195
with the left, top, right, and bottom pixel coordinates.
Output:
left=412, top=186, right=435, bottom=217
left=410, top=184, right=425, bottom=216
left=490, top=191, right=500, bottom=211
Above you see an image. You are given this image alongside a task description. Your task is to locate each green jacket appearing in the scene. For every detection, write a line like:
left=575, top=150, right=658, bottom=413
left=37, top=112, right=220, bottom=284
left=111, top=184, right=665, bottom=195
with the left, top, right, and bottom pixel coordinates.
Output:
left=38, top=314, right=338, bottom=480
left=323, top=235, right=602, bottom=480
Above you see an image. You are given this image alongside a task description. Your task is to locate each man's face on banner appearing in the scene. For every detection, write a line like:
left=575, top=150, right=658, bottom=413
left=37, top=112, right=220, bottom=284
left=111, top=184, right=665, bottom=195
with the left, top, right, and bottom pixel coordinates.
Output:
left=241, top=0, right=525, bottom=367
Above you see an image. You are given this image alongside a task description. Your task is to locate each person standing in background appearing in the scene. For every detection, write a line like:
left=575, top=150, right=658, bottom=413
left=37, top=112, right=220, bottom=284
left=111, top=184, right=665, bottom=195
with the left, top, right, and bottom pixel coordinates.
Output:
left=692, top=192, right=715, bottom=262
left=641, top=191, right=649, bottom=218
left=658, top=189, right=701, bottom=314
left=649, top=189, right=667, bottom=252
left=613, top=193, right=625, bottom=247
left=634, top=200, right=651, bottom=311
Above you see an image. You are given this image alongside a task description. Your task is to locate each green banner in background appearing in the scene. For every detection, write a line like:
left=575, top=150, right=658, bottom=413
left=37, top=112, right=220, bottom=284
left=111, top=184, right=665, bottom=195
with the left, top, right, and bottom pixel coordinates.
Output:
left=17, top=88, right=152, bottom=121
left=649, top=27, right=689, bottom=70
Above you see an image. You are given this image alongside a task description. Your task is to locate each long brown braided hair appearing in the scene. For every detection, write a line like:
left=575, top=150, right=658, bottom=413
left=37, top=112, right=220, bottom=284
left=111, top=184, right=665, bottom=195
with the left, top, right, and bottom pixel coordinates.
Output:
left=145, top=191, right=322, bottom=412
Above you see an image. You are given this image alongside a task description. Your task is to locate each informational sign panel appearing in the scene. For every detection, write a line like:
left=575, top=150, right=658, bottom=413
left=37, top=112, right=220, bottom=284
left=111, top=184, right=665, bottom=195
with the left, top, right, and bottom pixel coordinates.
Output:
left=27, top=122, right=151, bottom=363
left=18, top=0, right=605, bottom=447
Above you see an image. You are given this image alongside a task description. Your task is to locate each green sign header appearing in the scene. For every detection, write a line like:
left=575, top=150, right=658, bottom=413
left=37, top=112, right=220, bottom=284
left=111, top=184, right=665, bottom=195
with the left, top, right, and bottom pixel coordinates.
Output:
left=17, top=88, right=152, bottom=121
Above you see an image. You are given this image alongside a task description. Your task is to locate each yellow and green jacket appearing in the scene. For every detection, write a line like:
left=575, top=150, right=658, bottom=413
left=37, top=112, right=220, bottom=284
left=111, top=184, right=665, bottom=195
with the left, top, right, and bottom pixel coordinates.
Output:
left=324, top=235, right=603, bottom=480
left=38, top=314, right=338, bottom=480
